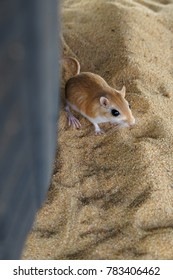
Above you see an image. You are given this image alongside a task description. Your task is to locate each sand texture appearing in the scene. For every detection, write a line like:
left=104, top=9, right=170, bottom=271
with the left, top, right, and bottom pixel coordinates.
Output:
left=23, top=0, right=173, bottom=259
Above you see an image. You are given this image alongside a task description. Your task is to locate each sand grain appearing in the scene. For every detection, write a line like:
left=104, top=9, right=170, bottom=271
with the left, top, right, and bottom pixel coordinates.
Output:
left=23, top=0, right=173, bottom=260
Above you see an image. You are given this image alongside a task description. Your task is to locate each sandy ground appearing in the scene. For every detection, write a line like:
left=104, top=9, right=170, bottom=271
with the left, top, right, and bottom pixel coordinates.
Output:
left=23, top=0, right=173, bottom=259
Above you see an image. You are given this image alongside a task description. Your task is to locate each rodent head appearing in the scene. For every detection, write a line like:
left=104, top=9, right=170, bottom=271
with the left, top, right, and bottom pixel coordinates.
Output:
left=99, top=86, right=135, bottom=127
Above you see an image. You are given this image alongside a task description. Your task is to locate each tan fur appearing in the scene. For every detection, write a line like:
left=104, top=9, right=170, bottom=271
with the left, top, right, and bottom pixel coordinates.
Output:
left=64, top=57, right=135, bottom=133
left=65, top=72, right=134, bottom=123
left=65, top=73, right=109, bottom=117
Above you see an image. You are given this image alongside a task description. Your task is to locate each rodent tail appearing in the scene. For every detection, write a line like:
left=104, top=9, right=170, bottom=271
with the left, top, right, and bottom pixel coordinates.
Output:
left=67, top=57, right=80, bottom=75
left=62, top=56, right=80, bottom=82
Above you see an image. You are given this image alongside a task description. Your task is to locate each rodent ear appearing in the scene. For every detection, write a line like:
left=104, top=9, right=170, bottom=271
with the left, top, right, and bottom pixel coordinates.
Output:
left=118, top=85, right=126, bottom=97
left=100, top=97, right=110, bottom=108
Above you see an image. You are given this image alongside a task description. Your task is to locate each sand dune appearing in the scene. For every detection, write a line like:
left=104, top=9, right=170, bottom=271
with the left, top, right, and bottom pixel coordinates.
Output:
left=23, top=0, right=173, bottom=259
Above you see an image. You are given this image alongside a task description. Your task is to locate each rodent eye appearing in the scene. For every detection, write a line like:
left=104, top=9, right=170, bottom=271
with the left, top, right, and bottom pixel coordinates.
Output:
left=129, top=103, right=131, bottom=109
left=111, top=109, right=120, bottom=117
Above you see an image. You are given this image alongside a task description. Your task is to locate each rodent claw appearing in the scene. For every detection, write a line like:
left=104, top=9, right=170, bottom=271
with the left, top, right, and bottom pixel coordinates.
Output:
left=110, top=122, right=119, bottom=127
left=95, top=130, right=105, bottom=136
left=68, top=116, right=81, bottom=129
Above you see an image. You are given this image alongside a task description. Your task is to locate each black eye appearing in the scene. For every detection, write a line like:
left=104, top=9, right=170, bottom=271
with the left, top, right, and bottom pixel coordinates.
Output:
left=111, top=109, right=120, bottom=117
left=129, top=103, right=131, bottom=109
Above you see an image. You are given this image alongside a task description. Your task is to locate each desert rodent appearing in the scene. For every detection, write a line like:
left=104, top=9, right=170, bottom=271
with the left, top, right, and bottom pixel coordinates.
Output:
left=64, top=57, right=135, bottom=135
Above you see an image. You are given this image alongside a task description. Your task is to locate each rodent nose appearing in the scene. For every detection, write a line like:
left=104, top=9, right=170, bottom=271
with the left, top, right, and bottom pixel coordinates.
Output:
left=129, top=118, right=135, bottom=127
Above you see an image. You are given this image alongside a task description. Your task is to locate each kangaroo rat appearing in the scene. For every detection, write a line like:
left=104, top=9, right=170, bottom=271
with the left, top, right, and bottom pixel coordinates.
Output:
left=64, top=57, right=135, bottom=135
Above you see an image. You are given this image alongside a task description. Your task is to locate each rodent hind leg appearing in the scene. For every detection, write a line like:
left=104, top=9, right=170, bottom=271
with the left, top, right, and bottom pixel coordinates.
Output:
left=93, top=123, right=104, bottom=136
left=65, top=104, right=81, bottom=129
